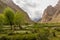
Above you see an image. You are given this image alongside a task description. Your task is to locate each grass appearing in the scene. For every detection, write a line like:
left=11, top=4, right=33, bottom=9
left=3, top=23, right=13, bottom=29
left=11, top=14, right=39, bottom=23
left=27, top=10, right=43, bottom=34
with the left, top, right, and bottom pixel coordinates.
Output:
left=0, top=23, right=60, bottom=40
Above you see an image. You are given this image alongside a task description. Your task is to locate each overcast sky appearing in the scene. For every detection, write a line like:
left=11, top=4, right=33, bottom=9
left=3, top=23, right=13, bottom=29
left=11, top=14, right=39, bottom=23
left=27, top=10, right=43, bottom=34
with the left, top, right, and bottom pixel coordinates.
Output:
left=12, top=0, right=58, bottom=21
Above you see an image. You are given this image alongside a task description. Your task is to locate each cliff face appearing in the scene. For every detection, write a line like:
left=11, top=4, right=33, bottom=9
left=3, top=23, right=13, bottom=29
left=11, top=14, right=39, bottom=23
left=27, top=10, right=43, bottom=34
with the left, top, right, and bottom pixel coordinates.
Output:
left=41, top=5, right=57, bottom=22
left=41, top=0, right=60, bottom=23
left=55, top=0, right=60, bottom=10
left=0, top=0, right=33, bottom=23
left=50, top=0, right=60, bottom=23
left=50, top=10, right=60, bottom=23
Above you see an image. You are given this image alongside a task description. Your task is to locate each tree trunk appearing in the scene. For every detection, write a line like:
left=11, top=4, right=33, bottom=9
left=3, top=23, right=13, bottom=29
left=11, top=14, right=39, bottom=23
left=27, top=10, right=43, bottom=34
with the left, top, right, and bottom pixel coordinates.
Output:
left=19, top=24, right=23, bottom=29
left=11, top=25, right=12, bottom=30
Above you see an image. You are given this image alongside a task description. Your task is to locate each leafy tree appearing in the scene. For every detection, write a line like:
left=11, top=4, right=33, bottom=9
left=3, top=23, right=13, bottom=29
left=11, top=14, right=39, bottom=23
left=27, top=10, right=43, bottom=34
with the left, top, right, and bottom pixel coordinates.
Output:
left=0, top=14, right=5, bottom=25
left=14, top=11, right=25, bottom=29
left=0, top=14, right=5, bottom=31
left=4, top=7, right=15, bottom=30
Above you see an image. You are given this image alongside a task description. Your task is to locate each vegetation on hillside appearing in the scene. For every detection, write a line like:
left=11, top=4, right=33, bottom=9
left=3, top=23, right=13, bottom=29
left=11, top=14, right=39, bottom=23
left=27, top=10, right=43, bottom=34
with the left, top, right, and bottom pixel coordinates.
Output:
left=0, top=7, right=60, bottom=40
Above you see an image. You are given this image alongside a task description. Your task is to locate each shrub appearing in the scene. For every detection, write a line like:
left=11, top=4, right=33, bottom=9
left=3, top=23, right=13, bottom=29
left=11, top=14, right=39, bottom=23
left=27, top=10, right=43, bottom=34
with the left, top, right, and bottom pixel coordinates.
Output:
left=0, top=36, right=9, bottom=40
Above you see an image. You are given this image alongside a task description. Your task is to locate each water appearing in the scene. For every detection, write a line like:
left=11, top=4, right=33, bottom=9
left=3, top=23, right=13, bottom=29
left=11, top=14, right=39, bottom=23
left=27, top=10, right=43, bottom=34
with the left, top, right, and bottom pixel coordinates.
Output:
left=12, top=0, right=58, bottom=21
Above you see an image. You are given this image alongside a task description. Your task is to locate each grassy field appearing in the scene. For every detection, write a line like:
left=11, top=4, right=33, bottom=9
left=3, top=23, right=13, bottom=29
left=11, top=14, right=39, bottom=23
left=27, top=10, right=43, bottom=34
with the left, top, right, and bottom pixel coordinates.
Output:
left=0, top=23, right=60, bottom=40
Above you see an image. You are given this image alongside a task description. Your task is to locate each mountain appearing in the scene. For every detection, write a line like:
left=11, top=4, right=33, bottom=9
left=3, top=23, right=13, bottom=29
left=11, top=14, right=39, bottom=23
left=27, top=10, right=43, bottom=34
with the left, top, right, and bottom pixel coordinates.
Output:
left=50, top=0, right=60, bottom=23
left=41, top=0, right=60, bottom=23
left=0, top=0, right=33, bottom=23
left=50, top=10, right=60, bottom=23
left=41, top=5, right=57, bottom=23
left=55, top=0, right=60, bottom=10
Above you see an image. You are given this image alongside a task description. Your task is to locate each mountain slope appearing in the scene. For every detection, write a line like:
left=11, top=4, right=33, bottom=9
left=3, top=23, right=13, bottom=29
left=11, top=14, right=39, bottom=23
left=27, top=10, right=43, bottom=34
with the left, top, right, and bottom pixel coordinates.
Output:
left=50, top=10, right=60, bottom=23
left=50, top=0, right=60, bottom=23
left=41, top=5, right=57, bottom=22
left=41, top=0, right=60, bottom=23
left=55, top=0, right=60, bottom=10
left=0, top=0, right=33, bottom=23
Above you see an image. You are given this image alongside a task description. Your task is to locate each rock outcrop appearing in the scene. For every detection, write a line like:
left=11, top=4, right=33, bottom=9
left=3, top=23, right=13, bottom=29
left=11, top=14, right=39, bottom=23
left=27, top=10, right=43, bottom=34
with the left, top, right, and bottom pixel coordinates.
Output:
left=55, top=0, right=60, bottom=10
left=41, top=5, right=57, bottom=22
left=41, top=0, right=60, bottom=23
left=50, top=10, right=60, bottom=23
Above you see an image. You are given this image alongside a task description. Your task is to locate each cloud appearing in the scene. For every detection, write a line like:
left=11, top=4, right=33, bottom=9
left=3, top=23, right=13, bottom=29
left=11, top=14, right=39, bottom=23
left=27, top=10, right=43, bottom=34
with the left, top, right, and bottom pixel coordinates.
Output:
left=12, top=0, right=58, bottom=21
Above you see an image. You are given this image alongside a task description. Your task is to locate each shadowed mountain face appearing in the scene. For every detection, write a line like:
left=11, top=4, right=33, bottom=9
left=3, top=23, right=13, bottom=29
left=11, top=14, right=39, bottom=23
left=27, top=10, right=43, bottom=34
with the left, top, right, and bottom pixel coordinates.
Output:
left=41, top=0, right=60, bottom=23
left=0, top=0, right=33, bottom=23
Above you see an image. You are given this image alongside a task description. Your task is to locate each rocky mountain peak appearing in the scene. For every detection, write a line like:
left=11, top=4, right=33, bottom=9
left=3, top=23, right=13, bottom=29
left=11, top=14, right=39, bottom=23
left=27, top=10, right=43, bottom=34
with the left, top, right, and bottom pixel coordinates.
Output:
left=44, top=5, right=56, bottom=16
left=41, top=5, right=57, bottom=22
left=41, top=0, right=60, bottom=23
left=55, top=0, right=60, bottom=9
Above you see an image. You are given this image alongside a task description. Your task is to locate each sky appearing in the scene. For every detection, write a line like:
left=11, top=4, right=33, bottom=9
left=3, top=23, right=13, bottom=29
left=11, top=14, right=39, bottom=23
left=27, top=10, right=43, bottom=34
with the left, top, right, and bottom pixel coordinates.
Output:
left=12, top=0, right=58, bottom=21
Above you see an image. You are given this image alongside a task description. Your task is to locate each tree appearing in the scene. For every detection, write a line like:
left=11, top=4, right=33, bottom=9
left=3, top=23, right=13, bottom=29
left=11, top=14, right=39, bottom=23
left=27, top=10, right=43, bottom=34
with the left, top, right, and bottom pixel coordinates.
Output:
left=14, top=11, right=25, bottom=29
left=4, top=7, right=15, bottom=30
left=0, top=14, right=5, bottom=31
left=0, top=14, right=5, bottom=25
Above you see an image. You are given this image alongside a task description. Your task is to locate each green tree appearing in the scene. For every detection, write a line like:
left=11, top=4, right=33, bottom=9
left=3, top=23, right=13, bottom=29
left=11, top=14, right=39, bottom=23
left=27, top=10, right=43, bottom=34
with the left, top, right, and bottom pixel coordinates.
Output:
left=0, top=14, right=4, bottom=32
left=0, top=14, right=5, bottom=25
left=14, top=11, right=25, bottom=29
left=4, top=7, right=15, bottom=30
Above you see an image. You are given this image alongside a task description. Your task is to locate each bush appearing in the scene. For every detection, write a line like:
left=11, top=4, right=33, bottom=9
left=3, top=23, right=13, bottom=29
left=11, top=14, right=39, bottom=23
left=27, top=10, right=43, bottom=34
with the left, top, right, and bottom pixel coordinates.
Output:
left=0, top=36, right=9, bottom=40
left=38, top=28, right=50, bottom=40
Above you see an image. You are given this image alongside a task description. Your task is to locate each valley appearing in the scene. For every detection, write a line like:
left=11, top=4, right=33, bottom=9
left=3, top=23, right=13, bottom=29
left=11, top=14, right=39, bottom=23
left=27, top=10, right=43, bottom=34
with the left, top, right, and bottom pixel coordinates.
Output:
left=0, top=0, right=60, bottom=40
